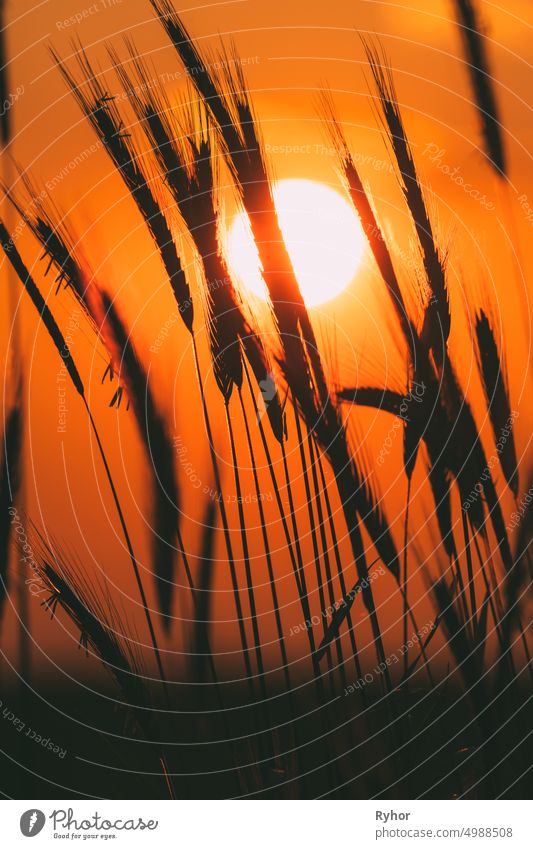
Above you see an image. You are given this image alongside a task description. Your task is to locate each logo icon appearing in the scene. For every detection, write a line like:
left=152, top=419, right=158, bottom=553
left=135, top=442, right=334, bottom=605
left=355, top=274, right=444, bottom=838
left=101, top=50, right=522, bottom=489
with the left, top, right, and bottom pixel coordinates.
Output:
left=20, top=810, right=46, bottom=837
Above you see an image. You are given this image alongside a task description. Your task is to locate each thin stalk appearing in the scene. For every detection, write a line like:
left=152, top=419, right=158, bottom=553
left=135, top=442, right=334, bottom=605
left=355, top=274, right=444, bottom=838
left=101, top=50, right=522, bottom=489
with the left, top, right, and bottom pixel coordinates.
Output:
left=472, top=529, right=517, bottom=678
left=84, top=402, right=167, bottom=687
left=315, top=450, right=364, bottom=685
left=396, top=581, right=436, bottom=688
left=306, top=428, right=345, bottom=686
left=224, top=401, right=266, bottom=697
left=462, top=510, right=478, bottom=632
left=0, top=225, right=166, bottom=688
left=176, top=525, right=250, bottom=785
left=280, top=436, right=321, bottom=682
left=242, top=361, right=302, bottom=597
left=237, top=388, right=291, bottom=690
left=191, top=335, right=253, bottom=684
left=291, top=397, right=333, bottom=680
left=160, top=755, right=176, bottom=800
left=334, top=461, right=393, bottom=691
left=453, top=551, right=471, bottom=631
left=4, top=155, right=30, bottom=684
left=242, top=360, right=319, bottom=682
left=403, top=477, right=411, bottom=678
left=237, top=391, right=304, bottom=788
left=176, top=526, right=220, bottom=688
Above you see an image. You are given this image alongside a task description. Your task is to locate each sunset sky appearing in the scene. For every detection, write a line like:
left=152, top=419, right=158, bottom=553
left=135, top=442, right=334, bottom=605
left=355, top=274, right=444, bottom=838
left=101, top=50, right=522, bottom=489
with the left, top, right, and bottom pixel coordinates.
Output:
left=2, top=0, right=532, bottom=678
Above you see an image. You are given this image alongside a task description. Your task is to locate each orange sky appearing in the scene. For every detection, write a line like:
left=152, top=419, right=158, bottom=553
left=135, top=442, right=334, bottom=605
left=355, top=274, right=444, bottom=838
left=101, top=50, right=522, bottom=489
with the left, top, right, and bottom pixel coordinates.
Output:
left=1, top=0, right=532, bottom=681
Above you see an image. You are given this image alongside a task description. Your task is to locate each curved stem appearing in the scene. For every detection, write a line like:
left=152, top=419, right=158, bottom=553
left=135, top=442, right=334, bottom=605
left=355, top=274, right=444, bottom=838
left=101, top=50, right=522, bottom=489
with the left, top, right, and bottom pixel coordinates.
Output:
left=84, top=399, right=167, bottom=687
left=403, top=476, right=411, bottom=678
left=190, top=335, right=253, bottom=684
left=225, top=401, right=266, bottom=697
left=237, top=388, right=291, bottom=690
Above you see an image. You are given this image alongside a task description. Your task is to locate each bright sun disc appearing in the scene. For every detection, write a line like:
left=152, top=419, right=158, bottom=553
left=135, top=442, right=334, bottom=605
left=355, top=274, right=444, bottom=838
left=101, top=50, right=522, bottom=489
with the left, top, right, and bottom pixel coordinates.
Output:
left=225, top=178, right=365, bottom=307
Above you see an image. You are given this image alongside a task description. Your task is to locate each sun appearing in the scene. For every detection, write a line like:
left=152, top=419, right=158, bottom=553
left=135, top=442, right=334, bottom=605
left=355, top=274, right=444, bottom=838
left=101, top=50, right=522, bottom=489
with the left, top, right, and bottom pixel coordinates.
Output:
left=225, top=178, right=365, bottom=308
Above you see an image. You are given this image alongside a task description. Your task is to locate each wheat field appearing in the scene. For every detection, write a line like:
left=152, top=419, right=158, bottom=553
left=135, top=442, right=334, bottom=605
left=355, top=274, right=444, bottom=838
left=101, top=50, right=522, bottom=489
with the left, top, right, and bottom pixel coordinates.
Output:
left=0, top=0, right=531, bottom=799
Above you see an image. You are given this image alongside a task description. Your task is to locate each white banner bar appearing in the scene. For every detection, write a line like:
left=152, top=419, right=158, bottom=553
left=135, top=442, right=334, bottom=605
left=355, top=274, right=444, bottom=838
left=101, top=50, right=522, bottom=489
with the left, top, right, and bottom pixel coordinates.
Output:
left=2, top=800, right=530, bottom=847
